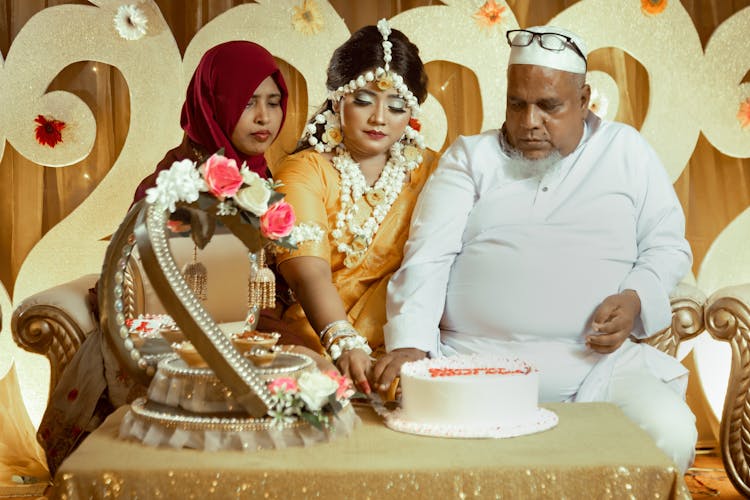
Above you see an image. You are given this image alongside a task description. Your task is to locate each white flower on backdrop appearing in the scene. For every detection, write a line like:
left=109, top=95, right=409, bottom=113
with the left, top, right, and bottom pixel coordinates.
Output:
left=588, top=86, right=609, bottom=118
left=114, top=4, right=148, bottom=41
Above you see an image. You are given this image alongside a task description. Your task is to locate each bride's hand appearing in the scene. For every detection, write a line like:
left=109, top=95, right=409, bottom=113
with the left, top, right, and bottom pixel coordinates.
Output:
left=336, top=348, right=373, bottom=395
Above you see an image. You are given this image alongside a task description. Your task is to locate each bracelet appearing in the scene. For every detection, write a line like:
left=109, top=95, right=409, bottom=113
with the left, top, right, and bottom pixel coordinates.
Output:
left=320, top=320, right=358, bottom=349
left=318, top=320, right=349, bottom=339
left=329, top=334, right=372, bottom=361
left=323, top=328, right=358, bottom=350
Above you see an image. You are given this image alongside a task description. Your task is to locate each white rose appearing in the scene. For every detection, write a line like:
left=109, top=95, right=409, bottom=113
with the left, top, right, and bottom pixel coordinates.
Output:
left=240, top=167, right=262, bottom=185
left=234, top=182, right=271, bottom=216
left=297, top=371, right=338, bottom=411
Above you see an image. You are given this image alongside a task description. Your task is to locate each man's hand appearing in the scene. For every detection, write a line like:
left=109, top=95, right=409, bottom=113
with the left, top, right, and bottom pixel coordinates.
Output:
left=371, top=348, right=427, bottom=397
left=587, top=290, right=641, bottom=354
left=336, top=348, right=374, bottom=395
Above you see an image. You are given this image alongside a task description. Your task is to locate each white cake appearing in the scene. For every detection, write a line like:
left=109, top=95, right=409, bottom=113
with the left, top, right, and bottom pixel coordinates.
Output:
left=384, top=354, right=557, bottom=438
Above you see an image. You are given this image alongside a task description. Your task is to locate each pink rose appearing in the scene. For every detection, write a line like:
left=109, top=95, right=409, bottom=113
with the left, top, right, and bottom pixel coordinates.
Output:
left=325, top=370, right=355, bottom=400
left=260, top=200, right=295, bottom=240
left=268, top=377, right=298, bottom=394
left=202, top=154, right=243, bottom=198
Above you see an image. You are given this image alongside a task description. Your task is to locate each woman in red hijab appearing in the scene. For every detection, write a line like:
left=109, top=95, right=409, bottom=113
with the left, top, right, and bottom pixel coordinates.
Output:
left=133, top=40, right=289, bottom=202
left=43, top=41, right=289, bottom=476
left=90, top=41, right=291, bottom=321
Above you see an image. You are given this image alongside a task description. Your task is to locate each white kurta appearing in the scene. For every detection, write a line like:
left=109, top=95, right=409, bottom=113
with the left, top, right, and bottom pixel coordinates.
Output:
left=384, top=113, right=692, bottom=402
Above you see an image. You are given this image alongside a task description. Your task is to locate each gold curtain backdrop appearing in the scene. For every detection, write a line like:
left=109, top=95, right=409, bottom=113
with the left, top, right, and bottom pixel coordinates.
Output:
left=0, top=0, right=748, bottom=298
left=0, top=0, right=749, bottom=432
left=1, top=0, right=749, bottom=298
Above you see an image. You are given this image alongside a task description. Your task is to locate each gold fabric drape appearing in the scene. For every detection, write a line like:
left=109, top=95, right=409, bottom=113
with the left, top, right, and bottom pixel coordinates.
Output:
left=52, top=403, right=691, bottom=499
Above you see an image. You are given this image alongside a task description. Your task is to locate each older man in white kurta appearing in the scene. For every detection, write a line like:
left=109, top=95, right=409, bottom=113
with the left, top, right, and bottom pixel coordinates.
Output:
left=376, top=26, right=697, bottom=473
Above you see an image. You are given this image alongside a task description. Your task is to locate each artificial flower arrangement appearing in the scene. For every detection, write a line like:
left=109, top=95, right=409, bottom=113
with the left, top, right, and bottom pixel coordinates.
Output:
left=145, top=150, right=296, bottom=252
left=267, top=370, right=357, bottom=429
left=142, top=152, right=365, bottom=430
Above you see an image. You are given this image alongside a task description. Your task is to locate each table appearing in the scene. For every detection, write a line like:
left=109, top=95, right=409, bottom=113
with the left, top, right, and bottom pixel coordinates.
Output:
left=52, top=403, right=690, bottom=499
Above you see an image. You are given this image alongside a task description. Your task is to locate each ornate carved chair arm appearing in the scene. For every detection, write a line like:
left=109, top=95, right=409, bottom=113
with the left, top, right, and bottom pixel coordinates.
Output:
left=704, top=283, right=750, bottom=497
left=11, top=274, right=100, bottom=399
left=640, top=280, right=706, bottom=357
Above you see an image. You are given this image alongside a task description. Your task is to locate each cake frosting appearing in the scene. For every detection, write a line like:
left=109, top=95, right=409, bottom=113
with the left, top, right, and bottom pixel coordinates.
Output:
left=384, top=354, right=557, bottom=438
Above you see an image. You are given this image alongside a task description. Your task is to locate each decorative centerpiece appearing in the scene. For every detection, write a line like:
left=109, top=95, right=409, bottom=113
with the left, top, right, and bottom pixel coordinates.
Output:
left=100, top=151, right=359, bottom=451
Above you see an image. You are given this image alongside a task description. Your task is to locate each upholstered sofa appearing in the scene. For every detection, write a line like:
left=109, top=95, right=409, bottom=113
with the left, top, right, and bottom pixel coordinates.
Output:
left=15, top=235, right=750, bottom=494
left=11, top=233, right=252, bottom=398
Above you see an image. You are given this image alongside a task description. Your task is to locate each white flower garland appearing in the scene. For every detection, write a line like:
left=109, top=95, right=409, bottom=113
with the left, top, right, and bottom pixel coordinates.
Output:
left=288, top=222, right=325, bottom=246
left=327, top=67, right=420, bottom=116
left=331, top=142, right=418, bottom=267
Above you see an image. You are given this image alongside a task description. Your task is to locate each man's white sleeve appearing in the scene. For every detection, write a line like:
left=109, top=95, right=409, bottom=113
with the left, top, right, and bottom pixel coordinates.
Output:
left=619, top=135, right=692, bottom=337
left=384, top=137, right=478, bottom=354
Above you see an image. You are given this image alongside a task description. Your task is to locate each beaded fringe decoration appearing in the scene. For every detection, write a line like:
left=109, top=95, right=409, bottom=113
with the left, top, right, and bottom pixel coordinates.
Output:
left=248, top=248, right=275, bottom=310
left=182, top=245, right=208, bottom=301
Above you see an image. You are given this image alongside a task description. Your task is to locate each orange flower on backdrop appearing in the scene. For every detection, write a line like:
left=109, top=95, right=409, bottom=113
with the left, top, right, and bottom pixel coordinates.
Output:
left=473, top=0, right=507, bottom=29
left=738, top=98, right=750, bottom=130
left=34, top=114, right=65, bottom=147
left=641, top=0, right=667, bottom=16
left=291, top=0, right=324, bottom=35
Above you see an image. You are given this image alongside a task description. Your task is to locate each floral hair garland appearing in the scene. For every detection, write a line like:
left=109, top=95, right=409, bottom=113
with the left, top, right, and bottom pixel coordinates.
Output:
left=301, top=18, right=425, bottom=160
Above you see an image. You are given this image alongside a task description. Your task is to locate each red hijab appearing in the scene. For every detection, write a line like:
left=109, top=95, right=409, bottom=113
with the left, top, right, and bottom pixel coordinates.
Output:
left=181, top=41, right=289, bottom=178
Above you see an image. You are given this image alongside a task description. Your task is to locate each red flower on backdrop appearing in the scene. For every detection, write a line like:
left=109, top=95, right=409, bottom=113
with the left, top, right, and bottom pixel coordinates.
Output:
left=67, top=388, right=79, bottom=402
left=34, top=114, right=66, bottom=147
left=408, top=117, right=421, bottom=132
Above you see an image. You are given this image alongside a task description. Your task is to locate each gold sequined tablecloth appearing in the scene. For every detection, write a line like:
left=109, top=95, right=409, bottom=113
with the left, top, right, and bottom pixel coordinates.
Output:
left=51, top=402, right=690, bottom=499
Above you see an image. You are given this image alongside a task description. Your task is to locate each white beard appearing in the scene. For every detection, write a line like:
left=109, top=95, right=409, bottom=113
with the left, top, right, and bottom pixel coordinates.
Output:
left=504, top=148, right=563, bottom=181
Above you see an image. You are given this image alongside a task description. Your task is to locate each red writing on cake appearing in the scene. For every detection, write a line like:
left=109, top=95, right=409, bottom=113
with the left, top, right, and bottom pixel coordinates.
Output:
left=427, top=366, right=532, bottom=378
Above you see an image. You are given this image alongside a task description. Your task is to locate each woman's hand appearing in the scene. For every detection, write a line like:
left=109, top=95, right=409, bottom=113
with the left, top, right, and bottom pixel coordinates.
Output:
left=336, top=348, right=374, bottom=395
left=371, top=348, right=427, bottom=397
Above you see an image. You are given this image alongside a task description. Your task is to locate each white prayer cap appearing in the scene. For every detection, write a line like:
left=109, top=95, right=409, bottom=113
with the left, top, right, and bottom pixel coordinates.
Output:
left=507, top=26, right=587, bottom=74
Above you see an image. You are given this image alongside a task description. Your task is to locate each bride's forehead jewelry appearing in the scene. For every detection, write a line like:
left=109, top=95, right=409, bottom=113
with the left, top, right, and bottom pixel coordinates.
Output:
left=303, top=18, right=425, bottom=155
left=327, top=19, right=420, bottom=116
